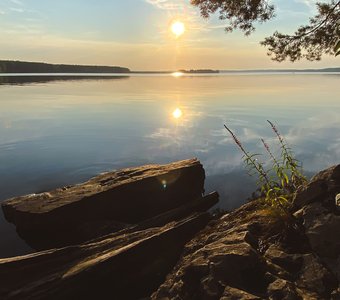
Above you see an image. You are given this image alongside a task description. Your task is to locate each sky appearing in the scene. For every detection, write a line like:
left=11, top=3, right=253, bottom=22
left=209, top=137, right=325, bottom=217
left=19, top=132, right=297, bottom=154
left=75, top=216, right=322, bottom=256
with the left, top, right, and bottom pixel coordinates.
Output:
left=0, top=0, right=338, bottom=70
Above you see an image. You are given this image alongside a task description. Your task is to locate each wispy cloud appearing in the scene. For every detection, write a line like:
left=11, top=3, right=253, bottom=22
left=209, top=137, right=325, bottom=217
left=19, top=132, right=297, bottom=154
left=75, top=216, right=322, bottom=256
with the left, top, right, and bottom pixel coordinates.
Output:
left=294, top=0, right=316, bottom=9
left=145, top=0, right=186, bottom=10
left=10, top=0, right=24, bottom=5
left=9, top=7, right=24, bottom=13
left=208, top=24, right=227, bottom=30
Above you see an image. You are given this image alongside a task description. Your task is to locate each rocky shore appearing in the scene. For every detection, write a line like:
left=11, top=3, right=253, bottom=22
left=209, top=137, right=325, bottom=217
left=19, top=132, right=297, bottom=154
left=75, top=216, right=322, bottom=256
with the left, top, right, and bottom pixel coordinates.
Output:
left=0, top=159, right=339, bottom=299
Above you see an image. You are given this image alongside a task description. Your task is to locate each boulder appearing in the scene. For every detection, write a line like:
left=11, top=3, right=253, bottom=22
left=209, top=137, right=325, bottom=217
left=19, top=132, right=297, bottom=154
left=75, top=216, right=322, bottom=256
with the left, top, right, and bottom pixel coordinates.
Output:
left=292, top=179, right=328, bottom=208
left=152, top=164, right=340, bottom=299
left=293, top=163, right=340, bottom=210
left=264, top=245, right=302, bottom=275
left=152, top=203, right=270, bottom=300
left=297, top=202, right=340, bottom=259
left=293, top=164, right=340, bottom=285
left=296, top=253, right=337, bottom=297
left=152, top=191, right=340, bottom=299
left=1, top=158, right=205, bottom=249
left=221, top=287, right=260, bottom=300
left=267, top=278, right=299, bottom=300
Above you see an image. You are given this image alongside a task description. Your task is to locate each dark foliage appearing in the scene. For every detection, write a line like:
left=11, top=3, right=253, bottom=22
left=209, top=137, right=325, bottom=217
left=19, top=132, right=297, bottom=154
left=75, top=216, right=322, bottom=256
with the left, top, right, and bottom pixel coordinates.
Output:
left=261, top=1, right=340, bottom=61
left=191, top=0, right=340, bottom=62
left=191, top=0, right=275, bottom=35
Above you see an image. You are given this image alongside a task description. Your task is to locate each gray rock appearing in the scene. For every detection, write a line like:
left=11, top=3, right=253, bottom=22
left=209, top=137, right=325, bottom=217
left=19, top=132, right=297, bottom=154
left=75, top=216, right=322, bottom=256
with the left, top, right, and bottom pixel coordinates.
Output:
left=264, top=245, right=303, bottom=274
left=302, top=204, right=340, bottom=259
left=152, top=182, right=340, bottom=300
left=293, top=164, right=340, bottom=288
left=293, top=164, right=340, bottom=210
left=293, top=179, right=328, bottom=209
left=221, top=286, right=260, bottom=299
left=297, top=254, right=337, bottom=298
left=311, top=164, right=340, bottom=183
left=152, top=202, right=272, bottom=300
left=297, top=200, right=340, bottom=288
left=267, top=278, right=300, bottom=300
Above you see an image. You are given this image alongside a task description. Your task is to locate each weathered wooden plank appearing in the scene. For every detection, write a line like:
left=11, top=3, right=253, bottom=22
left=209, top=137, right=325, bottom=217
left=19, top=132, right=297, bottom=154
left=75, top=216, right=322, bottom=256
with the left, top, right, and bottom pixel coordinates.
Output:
left=2, top=158, right=205, bottom=249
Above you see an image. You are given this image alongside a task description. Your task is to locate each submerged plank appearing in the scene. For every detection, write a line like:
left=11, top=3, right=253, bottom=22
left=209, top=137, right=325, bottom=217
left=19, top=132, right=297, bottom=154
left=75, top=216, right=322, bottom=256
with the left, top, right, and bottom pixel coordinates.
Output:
left=0, top=213, right=211, bottom=300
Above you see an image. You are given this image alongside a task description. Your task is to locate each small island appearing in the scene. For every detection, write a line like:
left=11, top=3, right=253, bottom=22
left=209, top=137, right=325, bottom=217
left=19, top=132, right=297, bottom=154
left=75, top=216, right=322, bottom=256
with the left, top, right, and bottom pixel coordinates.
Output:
left=179, top=69, right=220, bottom=74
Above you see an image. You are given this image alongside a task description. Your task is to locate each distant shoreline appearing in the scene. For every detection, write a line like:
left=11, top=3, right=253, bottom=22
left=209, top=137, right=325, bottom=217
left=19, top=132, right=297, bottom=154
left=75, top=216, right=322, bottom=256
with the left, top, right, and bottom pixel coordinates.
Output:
left=219, top=67, right=340, bottom=73
left=0, top=60, right=339, bottom=74
left=0, top=60, right=130, bottom=74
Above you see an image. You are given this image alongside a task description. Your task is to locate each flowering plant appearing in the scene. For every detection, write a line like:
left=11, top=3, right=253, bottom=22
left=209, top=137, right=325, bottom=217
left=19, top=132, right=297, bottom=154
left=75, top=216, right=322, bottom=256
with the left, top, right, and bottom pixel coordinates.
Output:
left=224, top=120, right=307, bottom=211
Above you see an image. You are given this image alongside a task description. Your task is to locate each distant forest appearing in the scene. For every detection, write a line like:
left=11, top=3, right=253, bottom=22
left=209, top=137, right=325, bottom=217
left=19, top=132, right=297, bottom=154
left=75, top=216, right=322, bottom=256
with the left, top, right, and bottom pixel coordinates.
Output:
left=0, top=60, right=130, bottom=73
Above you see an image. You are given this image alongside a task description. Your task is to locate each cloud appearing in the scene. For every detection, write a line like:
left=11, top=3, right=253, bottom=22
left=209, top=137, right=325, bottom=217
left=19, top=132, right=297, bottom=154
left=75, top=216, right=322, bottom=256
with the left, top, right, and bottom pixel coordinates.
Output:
left=9, top=7, right=24, bottom=13
left=276, top=113, right=340, bottom=171
left=145, top=111, right=340, bottom=176
left=9, top=0, right=24, bottom=5
left=208, top=24, right=228, bottom=30
left=294, top=0, right=316, bottom=9
left=145, top=0, right=186, bottom=10
left=285, top=114, right=340, bottom=143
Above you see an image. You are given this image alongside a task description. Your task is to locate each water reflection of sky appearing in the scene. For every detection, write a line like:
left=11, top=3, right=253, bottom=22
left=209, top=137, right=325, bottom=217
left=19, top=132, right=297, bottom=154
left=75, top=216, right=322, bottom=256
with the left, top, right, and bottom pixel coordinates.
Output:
left=0, top=74, right=339, bottom=257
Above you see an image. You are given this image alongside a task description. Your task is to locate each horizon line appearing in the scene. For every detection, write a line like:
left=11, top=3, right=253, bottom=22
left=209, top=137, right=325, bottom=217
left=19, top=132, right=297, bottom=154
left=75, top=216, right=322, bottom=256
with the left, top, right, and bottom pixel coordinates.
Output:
left=1, top=59, right=339, bottom=73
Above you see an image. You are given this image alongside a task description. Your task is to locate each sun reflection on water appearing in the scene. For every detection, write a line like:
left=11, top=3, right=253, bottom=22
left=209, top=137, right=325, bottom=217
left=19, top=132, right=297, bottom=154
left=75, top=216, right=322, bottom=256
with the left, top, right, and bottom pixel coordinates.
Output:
left=171, top=72, right=184, bottom=78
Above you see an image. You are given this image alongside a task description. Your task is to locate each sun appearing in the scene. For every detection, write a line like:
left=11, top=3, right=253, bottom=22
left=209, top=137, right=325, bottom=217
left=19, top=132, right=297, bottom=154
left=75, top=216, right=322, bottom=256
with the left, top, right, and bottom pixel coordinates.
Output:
left=172, top=108, right=183, bottom=119
left=171, top=21, right=185, bottom=38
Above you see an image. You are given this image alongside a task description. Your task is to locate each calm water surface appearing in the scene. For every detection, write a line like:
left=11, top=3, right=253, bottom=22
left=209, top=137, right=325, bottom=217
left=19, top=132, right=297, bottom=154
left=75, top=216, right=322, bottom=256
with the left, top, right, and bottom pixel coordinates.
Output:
left=0, top=73, right=339, bottom=257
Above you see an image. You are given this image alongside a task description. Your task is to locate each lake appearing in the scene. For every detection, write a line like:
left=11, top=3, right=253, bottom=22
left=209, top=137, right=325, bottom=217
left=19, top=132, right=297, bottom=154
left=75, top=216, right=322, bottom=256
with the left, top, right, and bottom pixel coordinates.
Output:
left=0, top=73, right=339, bottom=257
